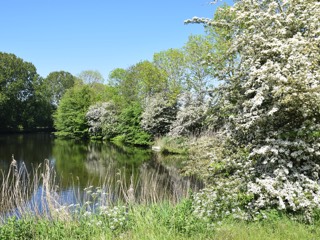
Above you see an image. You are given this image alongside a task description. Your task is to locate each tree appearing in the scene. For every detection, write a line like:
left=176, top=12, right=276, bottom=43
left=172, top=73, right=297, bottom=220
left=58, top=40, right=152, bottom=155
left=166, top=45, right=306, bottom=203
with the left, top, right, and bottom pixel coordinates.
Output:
left=169, top=92, right=209, bottom=136
left=54, top=83, right=94, bottom=138
left=153, top=48, right=187, bottom=102
left=141, top=93, right=177, bottom=136
left=44, top=71, right=76, bottom=106
left=183, top=35, right=215, bottom=99
left=188, top=0, right=320, bottom=221
left=108, top=68, right=127, bottom=87
left=108, top=62, right=166, bottom=106
left=115, top=103, right=151, bottom=146
left=0, top=52, right=41, bottom=130
left=78, top=70, right=104, bottom=84
left=132, top=61, right=167, bottom=103
left=86, top=101, right=119, bottom=139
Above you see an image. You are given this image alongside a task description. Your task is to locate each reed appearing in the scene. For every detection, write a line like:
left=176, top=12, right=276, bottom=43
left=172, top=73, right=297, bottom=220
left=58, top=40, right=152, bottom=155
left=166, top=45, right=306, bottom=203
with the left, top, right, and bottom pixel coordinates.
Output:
left=0, top=157, right=196, bottom=221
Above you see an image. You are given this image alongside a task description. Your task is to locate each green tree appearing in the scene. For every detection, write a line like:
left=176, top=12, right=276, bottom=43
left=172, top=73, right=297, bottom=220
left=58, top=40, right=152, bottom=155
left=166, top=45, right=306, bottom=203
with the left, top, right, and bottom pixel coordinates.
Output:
left=183, top=35, right=214, bottom=98
left=115, top=103, right=151, bottom=146
left=22, top=77, right=54, bottom=129
left=132, top=61, right=167, bottom=104
left=78, top=70, right=104, bottom=84
left=108, top=67, right=139, bottom=104
left=43, top=71, right=76, bottom=106
left=153, top=48, right=186, bottom=102
left=0, top=52, right=41, bottom=130
left=54, top=83, right=94, bottom=138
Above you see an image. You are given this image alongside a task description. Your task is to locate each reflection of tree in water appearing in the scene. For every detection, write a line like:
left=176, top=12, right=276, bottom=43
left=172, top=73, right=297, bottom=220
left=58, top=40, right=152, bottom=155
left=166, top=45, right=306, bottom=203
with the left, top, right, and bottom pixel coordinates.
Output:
left=53, top=139, right=151, bottom=189
left=0, top=133, right=54, bottom=172
left=0, top=133, right=202, bottom=210
left=53, top=138, right=97, bottom=188
left=135, top=155, right=203, bottom=203
left=85, top=142, right=152, bottom=189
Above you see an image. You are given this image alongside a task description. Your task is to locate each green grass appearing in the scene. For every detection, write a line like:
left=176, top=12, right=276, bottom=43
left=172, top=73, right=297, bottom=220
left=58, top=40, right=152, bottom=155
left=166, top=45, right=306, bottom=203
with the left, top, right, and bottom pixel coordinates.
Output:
left=1, top=201, right=320, bottom=240
left=1, top=159, right=320, bottom=239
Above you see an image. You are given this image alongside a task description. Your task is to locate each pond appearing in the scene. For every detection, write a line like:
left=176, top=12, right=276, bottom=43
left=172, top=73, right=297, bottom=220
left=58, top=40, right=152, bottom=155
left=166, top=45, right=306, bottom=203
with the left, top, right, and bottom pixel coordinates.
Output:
left=0, top=133, right=200, bottom=217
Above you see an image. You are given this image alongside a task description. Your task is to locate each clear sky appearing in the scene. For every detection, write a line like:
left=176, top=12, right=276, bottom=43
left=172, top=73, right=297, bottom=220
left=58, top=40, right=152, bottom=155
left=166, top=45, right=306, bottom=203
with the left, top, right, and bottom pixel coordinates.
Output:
left=0, top=0, right=233, bottom=80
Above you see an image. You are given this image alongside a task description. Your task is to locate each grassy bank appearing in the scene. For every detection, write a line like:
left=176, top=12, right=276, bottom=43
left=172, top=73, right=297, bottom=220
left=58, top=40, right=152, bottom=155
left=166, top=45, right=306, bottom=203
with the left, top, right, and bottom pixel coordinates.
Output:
left=1, top=159, right=320, bottom=239
left=1, top=203, right=320, bottom=240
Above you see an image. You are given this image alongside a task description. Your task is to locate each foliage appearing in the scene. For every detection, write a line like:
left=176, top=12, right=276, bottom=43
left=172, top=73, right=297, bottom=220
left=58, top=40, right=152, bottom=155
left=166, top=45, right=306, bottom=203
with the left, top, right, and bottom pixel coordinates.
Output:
left=154, top=136, right=188, bottom=155
left=141, top=93, right=177, bottom=136
left=186, top=0, right=320, bottom=222
left=54, top=83, right=94, bottom=138
left=153, top=48, right=187, bottom=102
left=183, top=35, right=215, bottom=95
left=2, top=202, right=320, bottom=240
left=132, top=61, right=167, bottom=104
left=108, top=61, right=166, bottom=106
left=169, top=92, right=209, bottom=136
left=43, top=71, right=76, bottom=106
left=0, top=52, right=50, bottom=130
left=86, top=101, right=119, bottom=139
left=78, top=70, right=104, bottom=84
left=114, top=103, right=151, bottom=145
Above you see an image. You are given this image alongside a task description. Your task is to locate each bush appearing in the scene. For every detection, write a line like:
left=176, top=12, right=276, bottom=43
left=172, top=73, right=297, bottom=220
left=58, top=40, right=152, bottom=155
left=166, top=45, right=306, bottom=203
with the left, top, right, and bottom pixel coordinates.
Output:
left=141, top=93, right=177, bottom=136
left=186, top=0, right=320, bottom=223
left=169, top=92, right=208, bottom=137
left=114, top=103, right=151, bottom=146
left=86, top=101, right=119, bottom=139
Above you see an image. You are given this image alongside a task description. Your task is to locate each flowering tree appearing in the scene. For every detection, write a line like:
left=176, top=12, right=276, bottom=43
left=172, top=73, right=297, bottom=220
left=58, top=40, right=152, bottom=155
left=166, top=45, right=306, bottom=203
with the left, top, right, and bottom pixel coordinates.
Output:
left=187, top=0, right=320, bottom=221
left=86, top=101, right=118, bottom=139
left=169, top=92, right=209, bottom=137
left=141, top=93, right=177, bottom=136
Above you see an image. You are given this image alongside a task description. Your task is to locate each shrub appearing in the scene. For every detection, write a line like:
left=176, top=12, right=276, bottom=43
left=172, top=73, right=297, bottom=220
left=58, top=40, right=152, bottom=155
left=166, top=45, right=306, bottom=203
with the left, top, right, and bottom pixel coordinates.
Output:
left=169, top=92, right=209, bottom=137
left=86, top=101, right=119, bottom=139
left=141, top=93, right=177, bottom=136
left=187, top=0, right=320, bottom=222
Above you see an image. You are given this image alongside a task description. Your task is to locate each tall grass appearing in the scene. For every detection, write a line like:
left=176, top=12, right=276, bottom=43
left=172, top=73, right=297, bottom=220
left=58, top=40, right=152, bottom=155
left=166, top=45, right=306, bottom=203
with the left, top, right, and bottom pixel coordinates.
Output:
left=2, top=158, right=318, bottom=240
left=0, top=157, right=197, bottom=221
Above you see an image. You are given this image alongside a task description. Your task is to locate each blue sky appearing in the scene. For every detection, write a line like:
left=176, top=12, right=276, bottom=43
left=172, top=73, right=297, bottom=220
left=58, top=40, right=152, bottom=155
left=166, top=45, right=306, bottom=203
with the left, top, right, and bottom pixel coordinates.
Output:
left=0, top=0, right=233, bottom=80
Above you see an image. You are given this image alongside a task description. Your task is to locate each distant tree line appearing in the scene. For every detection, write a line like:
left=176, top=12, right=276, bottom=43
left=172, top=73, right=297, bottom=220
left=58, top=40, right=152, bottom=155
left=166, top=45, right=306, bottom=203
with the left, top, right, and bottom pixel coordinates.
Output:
left=0, top=27, right=218, bottom=143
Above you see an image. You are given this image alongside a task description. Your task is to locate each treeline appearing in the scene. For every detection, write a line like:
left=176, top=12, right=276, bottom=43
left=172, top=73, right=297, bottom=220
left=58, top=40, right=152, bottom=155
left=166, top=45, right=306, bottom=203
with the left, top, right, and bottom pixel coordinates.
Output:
left=54, top=32, right=217, bottom=145
left=53, top=5, right=233, bottom=145
left=0, top=6, right=229, bottom=142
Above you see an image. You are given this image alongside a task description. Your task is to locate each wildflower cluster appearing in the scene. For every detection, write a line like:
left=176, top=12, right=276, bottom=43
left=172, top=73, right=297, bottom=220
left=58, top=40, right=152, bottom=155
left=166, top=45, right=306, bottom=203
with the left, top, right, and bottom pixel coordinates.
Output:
left=98, top=205, right=128, bottom=231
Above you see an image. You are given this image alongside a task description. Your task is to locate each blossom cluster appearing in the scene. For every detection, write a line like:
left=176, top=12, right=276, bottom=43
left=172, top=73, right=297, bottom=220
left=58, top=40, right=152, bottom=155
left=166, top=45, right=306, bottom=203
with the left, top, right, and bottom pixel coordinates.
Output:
left=188, top=0, right=320, bottom=222
left=85, top=101, right=118, bottom=139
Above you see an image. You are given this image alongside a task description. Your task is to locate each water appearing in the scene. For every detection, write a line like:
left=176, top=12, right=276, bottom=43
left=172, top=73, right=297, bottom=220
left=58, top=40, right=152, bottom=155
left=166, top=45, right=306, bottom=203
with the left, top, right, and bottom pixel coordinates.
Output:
left=0, top=133, right=200, bottom=216
left=0, top=133, right=149, bottom=186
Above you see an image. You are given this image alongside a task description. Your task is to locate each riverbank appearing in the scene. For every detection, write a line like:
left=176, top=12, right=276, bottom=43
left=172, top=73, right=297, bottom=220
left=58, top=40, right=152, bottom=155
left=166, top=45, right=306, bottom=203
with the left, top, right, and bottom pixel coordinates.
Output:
left=1, top=159, right=320, bottom=239
left=1, top=204, right=320, bottom=240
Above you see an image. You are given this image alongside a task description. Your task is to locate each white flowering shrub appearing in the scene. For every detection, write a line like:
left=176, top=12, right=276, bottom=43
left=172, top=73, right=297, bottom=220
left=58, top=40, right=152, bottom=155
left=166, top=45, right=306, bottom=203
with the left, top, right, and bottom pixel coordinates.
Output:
left=86, top=101, right=118, bottom=139
left=169, top=92, right=209, bottom=137
left=186, top=0, right=320, bottom=222
left=141, top=93, right=177, bottom=136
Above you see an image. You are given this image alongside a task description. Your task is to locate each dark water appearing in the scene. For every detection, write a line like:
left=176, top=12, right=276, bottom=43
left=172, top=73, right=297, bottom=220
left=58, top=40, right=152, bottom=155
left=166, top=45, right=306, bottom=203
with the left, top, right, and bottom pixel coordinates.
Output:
left=0, top=133, right=150, bottom=186
left=0, top=133, right=199, bottom=216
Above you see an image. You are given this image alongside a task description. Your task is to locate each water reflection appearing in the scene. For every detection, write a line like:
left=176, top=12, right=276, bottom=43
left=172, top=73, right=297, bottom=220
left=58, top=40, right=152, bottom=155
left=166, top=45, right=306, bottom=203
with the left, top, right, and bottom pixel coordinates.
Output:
left=0, top=133, right=201, bottom=216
